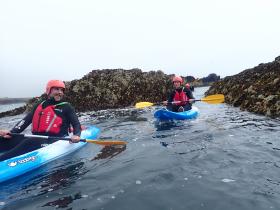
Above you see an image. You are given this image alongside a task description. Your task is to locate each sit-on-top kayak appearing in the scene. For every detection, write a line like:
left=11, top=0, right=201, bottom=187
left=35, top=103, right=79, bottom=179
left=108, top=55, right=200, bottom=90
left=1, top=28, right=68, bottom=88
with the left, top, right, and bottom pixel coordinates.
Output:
left=154, top=106, right=199, bottom=120
left=0, top=126, right=100, bottom=183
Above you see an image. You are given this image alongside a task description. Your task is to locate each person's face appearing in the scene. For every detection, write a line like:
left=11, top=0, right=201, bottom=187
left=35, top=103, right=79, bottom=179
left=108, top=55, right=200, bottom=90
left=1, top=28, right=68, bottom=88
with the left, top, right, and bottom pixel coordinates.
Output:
left=49, top=87, right=64, bottom=101
left=173, top=81, right=181, bottom=89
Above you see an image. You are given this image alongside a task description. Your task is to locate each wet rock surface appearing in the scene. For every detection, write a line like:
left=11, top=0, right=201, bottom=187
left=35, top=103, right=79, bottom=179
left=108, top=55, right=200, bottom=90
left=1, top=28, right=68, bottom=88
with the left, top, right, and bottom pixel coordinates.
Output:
left=206, top=56, right=280, bottom=118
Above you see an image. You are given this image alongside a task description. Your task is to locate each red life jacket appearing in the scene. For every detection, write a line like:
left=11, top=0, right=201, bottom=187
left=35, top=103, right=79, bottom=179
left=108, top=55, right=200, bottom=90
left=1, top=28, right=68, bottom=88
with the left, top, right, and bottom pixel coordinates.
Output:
left=32, top=101, right=68, bottom=134
left=173, top=88, right=189, bottom=106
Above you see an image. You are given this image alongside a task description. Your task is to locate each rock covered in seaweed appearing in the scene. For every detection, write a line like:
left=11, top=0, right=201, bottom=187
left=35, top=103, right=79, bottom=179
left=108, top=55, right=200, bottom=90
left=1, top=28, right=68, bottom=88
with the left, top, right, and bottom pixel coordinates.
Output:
left=206, top=56, right=280, bottom=118
left=64, top=68, right=173, bottom=112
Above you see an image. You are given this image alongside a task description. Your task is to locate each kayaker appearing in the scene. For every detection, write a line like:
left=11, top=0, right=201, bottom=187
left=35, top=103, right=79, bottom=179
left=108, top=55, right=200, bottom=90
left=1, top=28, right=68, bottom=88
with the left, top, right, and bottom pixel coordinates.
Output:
left=185, top=83, right=191, bottom=90
left=186, top=83, right=194, bottom=92
left=0, top=80, right=81, bottom=161
left=163, top=76, right=195, bottom=112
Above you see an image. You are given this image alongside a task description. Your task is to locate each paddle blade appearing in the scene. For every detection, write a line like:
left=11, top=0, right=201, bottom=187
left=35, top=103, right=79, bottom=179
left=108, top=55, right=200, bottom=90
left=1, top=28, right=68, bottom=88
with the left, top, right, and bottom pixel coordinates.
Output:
left=135, top=102, right=154, bottom=109
left=86, top=139, right=127, bottom=145
left=201, top=94, right=225, bottom=104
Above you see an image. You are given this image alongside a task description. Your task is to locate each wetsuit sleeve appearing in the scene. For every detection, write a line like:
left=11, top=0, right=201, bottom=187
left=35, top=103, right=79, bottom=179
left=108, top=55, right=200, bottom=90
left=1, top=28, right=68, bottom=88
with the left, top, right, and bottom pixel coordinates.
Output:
left=67, top=104, right=81, bottom=136
left=10, top=103, right=39, bottom=133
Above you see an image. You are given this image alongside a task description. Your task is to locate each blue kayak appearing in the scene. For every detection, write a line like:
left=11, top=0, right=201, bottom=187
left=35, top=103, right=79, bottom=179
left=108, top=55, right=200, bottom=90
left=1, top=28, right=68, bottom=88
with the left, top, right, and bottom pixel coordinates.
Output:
left=154, top=106, right=199, bottom=120
left=0, top=126, right=100, bottom=183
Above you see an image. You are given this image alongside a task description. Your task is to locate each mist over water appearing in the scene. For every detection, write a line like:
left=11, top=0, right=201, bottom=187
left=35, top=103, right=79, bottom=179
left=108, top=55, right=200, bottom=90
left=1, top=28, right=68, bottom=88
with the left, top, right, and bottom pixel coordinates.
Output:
left=0, top=87, right=280, bottom=210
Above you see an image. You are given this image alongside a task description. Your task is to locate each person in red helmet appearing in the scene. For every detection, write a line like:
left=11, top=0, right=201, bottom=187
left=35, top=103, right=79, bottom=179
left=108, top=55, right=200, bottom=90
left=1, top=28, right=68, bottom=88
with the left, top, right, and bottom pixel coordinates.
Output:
left=185, top=83, right=194, bottom=91
left=0, top=80, right=81, bottom=161
left=163, top=76, right=195, bottom=112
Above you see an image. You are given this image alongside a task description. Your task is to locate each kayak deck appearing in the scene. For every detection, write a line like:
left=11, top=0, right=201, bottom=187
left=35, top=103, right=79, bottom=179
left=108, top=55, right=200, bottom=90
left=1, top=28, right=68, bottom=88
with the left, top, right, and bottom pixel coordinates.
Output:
left=0, top=126, right=100, bottom=183
left=154, top=106, right=199, bottom=120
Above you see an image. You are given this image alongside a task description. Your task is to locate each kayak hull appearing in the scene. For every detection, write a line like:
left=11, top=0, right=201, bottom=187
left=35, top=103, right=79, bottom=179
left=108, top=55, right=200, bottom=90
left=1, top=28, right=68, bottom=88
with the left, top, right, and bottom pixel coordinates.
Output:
left=154, top=106, right=199, bottom=120
left=0, top=126, right=100, bottom=183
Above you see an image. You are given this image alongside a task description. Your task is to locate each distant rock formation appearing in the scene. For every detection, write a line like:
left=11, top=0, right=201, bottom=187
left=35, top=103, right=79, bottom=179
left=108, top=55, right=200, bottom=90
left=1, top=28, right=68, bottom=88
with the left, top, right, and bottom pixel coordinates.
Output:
left=184, top=76, right=196, bottom=83
left=202, top=73, right=221, bottom=83
left=182, top=73, right=221, bottom=92
left=0, top=98, right=30, bottom=105
left=206, top=56, right=280, bottom=118
left=191, top=73, right=221, bottom=87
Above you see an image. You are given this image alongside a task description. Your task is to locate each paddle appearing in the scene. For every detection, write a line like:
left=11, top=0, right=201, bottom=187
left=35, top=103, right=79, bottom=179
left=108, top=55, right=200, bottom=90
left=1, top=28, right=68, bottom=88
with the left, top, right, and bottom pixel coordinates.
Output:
left=135, top=94, right=225, bottom=108
left=10, top=133, right=127, bottom=145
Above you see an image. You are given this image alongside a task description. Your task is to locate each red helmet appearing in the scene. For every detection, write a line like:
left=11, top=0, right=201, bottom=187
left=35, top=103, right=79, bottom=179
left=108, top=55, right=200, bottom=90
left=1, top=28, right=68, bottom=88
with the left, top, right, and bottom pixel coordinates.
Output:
left=172, top=76, right=183, bottom=83
left=46, top=80, right=65, bottom=95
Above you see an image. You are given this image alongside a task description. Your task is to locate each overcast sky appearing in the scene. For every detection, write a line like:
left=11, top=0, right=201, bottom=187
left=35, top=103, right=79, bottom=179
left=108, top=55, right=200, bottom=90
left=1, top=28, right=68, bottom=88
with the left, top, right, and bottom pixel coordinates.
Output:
left=1, top=0, right=280, bottom=97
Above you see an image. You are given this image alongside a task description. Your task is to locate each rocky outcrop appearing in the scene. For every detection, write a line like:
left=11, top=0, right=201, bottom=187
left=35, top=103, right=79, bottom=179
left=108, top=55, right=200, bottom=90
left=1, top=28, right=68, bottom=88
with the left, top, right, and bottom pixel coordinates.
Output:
left=0, top=69, right=174, bottom=117
left=206, top=56, right=280, bottom=118
left=183, top=73, right=221, bottom=87
left=64, top=69, right=173, bottom=112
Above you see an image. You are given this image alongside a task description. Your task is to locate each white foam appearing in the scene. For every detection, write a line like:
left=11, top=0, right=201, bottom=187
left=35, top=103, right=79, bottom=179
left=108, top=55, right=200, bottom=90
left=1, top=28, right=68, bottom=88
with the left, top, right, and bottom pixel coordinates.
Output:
left=222, top=178, right=235, bottom=183
left=136, top=180, right=142, bottom=184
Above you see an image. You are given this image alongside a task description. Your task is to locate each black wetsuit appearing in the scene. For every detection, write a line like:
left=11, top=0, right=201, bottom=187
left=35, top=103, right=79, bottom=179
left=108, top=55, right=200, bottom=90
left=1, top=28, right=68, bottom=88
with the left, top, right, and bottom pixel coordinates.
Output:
left=0, top=98, right=81, bottom=161
left=167, top=87, right=194, bottom=112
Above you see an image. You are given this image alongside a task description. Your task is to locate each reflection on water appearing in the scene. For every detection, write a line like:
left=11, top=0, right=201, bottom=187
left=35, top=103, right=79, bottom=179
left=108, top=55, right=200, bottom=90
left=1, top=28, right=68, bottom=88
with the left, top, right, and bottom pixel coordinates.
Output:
left=92, top=145, right=126, bottom=161
left=153, top=119, right=185, bottom=131
left=43, top=192, right=83, bottom=208
left=37, top=162, right=86, bottom=196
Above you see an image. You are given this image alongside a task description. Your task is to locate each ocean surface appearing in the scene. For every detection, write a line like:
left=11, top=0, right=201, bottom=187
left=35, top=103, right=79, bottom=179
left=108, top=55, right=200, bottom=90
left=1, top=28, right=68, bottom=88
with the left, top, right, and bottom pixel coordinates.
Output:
left=0, top=87, right=280, bottom=210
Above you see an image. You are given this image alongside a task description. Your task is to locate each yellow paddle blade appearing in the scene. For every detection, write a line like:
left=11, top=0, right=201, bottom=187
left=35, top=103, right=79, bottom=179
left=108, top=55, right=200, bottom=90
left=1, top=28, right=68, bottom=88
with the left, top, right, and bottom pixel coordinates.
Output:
left=135, top=102, right=154, bottom=109
left=201, top=94, right=225, bottom=104
left=85, top=139, right=127, bottom=145
left=135, top=94, right=224, bottom=107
